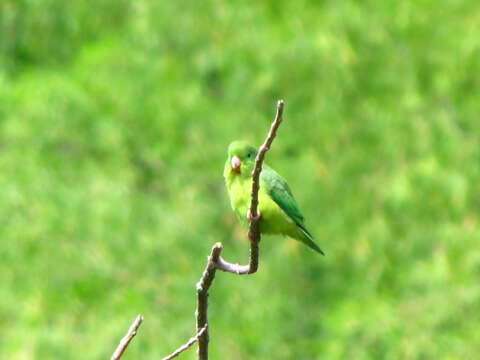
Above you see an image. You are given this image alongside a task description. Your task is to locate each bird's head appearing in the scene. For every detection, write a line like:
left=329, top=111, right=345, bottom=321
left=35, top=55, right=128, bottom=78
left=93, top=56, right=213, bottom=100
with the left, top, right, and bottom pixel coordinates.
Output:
left=226, top=140, right=258, bottom=178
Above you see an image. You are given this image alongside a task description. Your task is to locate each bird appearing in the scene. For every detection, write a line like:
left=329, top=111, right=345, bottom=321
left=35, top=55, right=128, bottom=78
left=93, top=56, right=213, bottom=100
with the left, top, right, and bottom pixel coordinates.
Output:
left=224, top=140, right=324, bottom=255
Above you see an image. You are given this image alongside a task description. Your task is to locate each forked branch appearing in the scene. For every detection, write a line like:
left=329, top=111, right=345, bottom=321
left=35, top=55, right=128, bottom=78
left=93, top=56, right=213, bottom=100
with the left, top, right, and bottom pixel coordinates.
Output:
left=196, top=100, right=285, bottom=359
left=214, top=99, right=285, bottom=274
left=111, top=101, right=286, bottom=360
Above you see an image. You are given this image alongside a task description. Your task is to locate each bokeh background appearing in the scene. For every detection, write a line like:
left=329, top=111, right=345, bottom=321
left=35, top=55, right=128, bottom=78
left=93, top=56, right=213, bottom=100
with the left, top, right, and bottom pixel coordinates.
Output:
left=1, top=1, right=480, bottom=359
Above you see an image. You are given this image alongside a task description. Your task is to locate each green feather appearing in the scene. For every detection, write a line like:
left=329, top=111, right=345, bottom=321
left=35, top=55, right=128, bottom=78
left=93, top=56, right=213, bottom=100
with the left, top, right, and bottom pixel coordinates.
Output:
left=262, top=166, right=324, bottom=255
left=262, top=166, right=305, bottom=225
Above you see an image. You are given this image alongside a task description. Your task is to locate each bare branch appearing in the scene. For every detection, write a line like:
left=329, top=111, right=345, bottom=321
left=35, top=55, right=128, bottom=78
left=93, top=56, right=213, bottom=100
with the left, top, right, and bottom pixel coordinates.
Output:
left=111, top=315, right=144, bottom=360
left=249, top=99, right=285, bottom=221
left=215, top=99, right=285, bottom=275
left=160, top=326, right=207, bottom=360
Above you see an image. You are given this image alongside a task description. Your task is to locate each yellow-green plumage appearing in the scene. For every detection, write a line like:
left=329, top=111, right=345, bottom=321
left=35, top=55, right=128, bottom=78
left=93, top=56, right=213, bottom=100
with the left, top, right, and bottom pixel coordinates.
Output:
left=224, top=141, right=324, bottom=255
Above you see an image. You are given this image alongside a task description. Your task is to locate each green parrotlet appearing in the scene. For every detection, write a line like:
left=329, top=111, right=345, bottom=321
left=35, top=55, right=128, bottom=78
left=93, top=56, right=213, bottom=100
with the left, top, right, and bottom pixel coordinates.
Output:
left=224, top=140, right=324, bottom=255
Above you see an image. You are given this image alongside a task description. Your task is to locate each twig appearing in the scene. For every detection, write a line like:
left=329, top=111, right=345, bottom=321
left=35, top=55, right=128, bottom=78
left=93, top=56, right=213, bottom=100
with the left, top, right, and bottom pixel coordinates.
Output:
left=214, top=99, right=285, bottom=275
left=195, top=101, right=286, bottom=359
left=249, top=99, right=285, bottom=222
left=111, top=315, right=144, bottom=360
left=160, top=326, right=207, bottom=360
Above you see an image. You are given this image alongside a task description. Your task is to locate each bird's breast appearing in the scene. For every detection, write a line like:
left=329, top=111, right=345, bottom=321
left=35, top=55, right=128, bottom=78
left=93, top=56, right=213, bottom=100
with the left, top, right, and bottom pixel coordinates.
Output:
left=227, top=175, right=251, bottom=223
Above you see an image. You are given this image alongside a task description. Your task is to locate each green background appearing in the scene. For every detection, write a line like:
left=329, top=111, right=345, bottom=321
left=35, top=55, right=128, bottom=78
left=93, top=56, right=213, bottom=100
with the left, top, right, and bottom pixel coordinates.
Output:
left=1, top=1, right=479, bottom=359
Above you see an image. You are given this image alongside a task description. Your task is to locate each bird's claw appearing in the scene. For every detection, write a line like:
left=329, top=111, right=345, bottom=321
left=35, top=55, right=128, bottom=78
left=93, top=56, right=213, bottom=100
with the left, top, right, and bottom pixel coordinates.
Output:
left=247, top=209, right=261, bottom=222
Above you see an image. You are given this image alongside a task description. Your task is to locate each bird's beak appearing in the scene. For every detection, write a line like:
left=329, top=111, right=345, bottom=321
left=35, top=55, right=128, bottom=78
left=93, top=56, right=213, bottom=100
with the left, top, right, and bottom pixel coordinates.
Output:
left=231, top=155, right=241, bottom=173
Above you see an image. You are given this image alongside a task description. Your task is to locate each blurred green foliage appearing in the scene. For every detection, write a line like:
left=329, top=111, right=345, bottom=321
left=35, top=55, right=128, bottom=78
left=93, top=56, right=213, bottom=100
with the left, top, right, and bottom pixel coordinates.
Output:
left=1, top=1, right=479, bottom=359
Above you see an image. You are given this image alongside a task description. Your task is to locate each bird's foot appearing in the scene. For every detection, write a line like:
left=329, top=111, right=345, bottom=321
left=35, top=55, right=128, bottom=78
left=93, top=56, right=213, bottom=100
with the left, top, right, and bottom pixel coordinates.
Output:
left=247, top=209, right=261, bottom=222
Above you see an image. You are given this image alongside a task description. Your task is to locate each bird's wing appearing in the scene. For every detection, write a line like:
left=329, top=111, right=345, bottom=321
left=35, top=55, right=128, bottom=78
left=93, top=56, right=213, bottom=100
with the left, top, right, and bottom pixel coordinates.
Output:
left=261, top=165, right=323, bottom=255
left=261, top=165, right=306, bottom=228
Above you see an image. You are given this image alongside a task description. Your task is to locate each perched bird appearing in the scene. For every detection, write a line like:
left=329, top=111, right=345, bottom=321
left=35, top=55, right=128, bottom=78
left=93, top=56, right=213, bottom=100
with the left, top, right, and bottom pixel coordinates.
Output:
left=224, top=140, right=324, bottom=255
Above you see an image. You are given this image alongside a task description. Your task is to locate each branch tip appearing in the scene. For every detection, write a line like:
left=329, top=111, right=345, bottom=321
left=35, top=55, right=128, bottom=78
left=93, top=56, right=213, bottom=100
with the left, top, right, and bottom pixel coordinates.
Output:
left=111, top=315, right=144, bottom=360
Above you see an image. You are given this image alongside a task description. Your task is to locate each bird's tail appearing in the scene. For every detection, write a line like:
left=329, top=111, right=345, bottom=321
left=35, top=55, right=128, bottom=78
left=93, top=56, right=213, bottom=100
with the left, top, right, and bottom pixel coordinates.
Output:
left=297, top=227, right=325, bottom=255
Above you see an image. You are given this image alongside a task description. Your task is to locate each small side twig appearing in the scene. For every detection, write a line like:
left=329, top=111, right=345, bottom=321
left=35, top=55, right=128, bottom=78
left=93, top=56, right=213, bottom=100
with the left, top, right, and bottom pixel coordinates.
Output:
left=111, top=315, right=144, bottom=360
left=160, top=325, right=207, bottom=360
